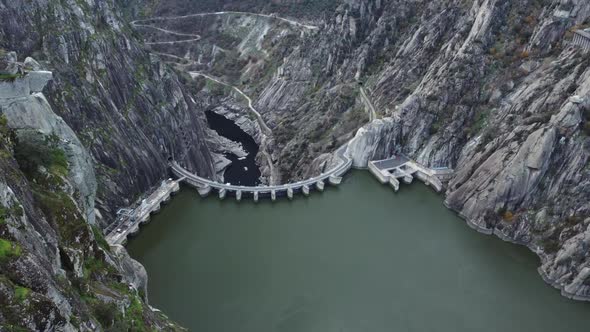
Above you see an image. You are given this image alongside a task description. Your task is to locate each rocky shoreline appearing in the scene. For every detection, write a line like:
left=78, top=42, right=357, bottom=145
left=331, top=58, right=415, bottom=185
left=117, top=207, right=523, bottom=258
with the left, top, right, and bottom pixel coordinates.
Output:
left=447, top=200, right=590, bottom=302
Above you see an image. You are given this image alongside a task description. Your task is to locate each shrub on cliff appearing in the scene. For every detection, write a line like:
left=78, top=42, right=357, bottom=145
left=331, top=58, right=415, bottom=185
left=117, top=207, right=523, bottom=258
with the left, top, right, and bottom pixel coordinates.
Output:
left=14, top=133, right=69, bottom=179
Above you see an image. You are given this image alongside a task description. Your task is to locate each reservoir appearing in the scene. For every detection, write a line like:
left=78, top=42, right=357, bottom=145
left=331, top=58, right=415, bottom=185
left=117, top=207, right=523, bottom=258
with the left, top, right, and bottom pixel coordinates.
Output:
left=127, top=172, right=590, bottom=332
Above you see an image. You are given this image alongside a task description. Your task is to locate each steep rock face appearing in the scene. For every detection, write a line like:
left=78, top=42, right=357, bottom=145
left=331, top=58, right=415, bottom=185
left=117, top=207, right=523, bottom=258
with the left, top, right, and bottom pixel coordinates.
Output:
left=0, top=70, right=183, bottom=329
left=129, top=10, right=312, bottom=183
left=345, top=117, right=401, bottom=168
left=334, top=0, right=590, bottom=298
left=0, top=0, right=219, bottom=328
left=0, top=0, right=216, bottom=223
left=1, top=73, right=97, bottom=225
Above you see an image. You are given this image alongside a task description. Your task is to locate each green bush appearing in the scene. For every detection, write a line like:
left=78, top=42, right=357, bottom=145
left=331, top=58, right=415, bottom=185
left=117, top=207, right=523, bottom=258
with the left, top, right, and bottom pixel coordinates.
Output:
left=0, top=73, right=22, bottom=81
left=13, top=286, right=30, bottom=302
left=14, top=137, right=69, bottom=178
left=92, top=301, right=118, bottom=328
left=32, top=189, right=87, bottom=247
left=125, top=296, right=148, bottom=332
left=0, top=238, right=21, bottom=261
left=91, top=225, right=111, bottom=252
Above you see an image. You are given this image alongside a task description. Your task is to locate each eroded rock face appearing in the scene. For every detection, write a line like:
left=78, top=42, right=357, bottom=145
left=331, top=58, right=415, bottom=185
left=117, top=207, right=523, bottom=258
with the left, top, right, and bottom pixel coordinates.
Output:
left=1, top=67, right=96, bottom=224
left=0, top=54, right=184, bottom=329
left=304, top=0, right=590, bottom=299
left=0, top=0, right=218, bottom=327
left=0, top=0, right=219, bottom=326
left=346, top=118, right=401, bottom=168
left=0, top=0, right=216, bottom=224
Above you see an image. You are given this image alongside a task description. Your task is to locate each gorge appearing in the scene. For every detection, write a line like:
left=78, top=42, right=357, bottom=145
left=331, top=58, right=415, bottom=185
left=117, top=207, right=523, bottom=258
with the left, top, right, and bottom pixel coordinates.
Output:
left=205, top=110, right=261, bottom=186
left=1, top=0, right=590, bottom=330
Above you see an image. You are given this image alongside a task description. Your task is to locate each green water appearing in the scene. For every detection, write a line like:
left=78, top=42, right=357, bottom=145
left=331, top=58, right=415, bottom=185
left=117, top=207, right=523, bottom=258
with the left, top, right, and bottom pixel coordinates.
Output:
left=127, top=171, right=590, bottom=332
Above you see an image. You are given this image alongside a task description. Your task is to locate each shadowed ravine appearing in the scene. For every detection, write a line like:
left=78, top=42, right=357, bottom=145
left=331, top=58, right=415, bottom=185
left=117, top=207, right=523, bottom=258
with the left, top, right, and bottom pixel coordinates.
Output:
left=127, top=172, right=590, bottom=332
left=206, top=110, right=261, bottom=186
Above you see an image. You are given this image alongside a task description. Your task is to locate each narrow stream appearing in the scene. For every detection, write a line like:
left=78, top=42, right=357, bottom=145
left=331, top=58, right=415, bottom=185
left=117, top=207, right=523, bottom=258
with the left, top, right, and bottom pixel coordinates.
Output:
left=205, top=110, right=261, bottom=186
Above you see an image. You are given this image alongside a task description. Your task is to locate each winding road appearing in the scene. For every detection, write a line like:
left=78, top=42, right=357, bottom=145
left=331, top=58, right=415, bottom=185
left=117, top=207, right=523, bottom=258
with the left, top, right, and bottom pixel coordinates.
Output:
left=132, top=11, right=319, bottom=31
left=360, top=87, right=377, bottom=121
left=189, top=72, right=272, bottom=135
left=132, top=26, right=280, bottom=183
left=133, top=23, right=201, bottom=37
left=132, top=22, right=202, bottom=45
left=144, top=39, right=202, bottom=45
left=149, top=51, right=194, bottom=65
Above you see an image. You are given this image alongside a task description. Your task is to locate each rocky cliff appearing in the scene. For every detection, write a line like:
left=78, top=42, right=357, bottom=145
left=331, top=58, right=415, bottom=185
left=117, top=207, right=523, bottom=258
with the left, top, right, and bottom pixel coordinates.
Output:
left=2, top=0, right=590, bottom=328
left=0, top=0, right=220, bottom=329
left=1, top=0, right=217, bottom=225
left=339, top=0, right=590, bottom=300
left=0, top=58, right=185, bottom=330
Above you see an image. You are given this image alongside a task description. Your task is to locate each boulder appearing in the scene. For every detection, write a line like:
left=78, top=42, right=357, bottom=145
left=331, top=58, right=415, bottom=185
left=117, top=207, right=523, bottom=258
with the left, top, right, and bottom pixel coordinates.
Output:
left=0, top=50, right=18, bottom=75
left=23, top=56, right=41, bottom=71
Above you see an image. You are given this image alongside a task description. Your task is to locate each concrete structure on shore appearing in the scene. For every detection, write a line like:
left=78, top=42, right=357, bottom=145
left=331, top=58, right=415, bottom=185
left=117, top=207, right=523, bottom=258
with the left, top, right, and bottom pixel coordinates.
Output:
left=171, top=143, right=353, bottom=202
left=105, top=178, right=182, bottom=246
left=368, top=155, right=451, bottom=192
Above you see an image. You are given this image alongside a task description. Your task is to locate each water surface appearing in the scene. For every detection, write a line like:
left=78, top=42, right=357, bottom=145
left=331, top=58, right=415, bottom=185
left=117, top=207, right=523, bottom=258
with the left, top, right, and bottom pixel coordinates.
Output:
left=128, top=172, right=590, bottom=332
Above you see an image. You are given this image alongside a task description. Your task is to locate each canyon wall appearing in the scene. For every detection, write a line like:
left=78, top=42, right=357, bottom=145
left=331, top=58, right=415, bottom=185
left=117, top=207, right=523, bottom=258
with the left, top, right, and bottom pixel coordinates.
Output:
left=0, top=0, right=218, bottom=329
left=2, top=0, right=590, bottom=328
left=1, top=0, right=216, bottom=224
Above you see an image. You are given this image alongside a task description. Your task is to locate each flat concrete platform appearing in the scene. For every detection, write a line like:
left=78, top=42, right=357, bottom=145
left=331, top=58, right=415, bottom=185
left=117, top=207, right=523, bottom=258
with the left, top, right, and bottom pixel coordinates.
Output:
left=372, top=156, right=409, bottom=170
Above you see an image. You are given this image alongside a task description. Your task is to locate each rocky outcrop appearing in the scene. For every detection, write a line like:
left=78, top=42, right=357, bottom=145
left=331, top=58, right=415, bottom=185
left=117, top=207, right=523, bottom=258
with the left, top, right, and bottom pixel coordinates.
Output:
left=206, top=127, right=248, bottom=180
left=0, top=0, right=216, bottom=224
left=346, top=118, right=401, bottom=168
left=1, top=65, right=97, bottom=224
left=111, top=245, right=149, bottom=299
left=0, top=54, right=184, bottom=329
left=0, top=71, right=52, bottom=99
left=0, top=51, right=18, bottom=75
